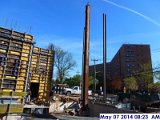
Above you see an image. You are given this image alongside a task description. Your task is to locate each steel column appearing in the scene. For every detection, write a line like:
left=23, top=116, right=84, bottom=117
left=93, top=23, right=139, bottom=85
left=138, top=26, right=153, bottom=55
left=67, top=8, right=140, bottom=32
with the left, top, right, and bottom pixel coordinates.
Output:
left=103, top=13, right=107, bottom=101
left=81, top=3, right=90, bottom=110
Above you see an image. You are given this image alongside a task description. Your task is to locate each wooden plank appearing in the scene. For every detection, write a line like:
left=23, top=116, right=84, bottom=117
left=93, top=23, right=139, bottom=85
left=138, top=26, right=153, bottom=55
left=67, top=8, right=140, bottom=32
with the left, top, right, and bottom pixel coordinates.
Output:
left=0, top=104, right=23, bottom=113
left=0, top=91, right=27, bottom=97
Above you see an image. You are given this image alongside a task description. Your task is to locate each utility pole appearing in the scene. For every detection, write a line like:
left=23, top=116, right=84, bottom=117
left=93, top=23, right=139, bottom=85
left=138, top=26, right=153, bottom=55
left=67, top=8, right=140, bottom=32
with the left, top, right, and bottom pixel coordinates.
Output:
left=91, top=59, right=99, bottom=94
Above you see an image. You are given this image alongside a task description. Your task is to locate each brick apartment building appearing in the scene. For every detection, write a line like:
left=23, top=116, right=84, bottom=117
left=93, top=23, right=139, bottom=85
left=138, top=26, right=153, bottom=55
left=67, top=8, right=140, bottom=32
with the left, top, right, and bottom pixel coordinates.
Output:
left=111, top=44, right=152, bottom=79
left=89, top=44, right=153, bottom=91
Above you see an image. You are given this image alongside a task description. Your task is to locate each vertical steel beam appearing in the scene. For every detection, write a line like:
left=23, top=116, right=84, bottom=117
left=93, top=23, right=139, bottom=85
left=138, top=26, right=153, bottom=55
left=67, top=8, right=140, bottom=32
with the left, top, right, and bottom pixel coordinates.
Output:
left=103, top=13, right=107, bottom=101
left=81, top=28, right=85, bottom=89
left=81, top=3, right=90, bottom=110
left=25, top=43, right=34, bottom=92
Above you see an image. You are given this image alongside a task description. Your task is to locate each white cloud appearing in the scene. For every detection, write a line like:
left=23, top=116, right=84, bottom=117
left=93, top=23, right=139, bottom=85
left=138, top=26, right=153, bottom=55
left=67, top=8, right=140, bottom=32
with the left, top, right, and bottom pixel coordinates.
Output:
left=102, top=0, right=160, bottom=27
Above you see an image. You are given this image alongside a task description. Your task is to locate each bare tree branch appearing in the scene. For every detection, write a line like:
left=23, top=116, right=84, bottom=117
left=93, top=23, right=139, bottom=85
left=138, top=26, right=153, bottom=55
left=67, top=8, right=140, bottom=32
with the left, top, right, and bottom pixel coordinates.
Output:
left=50, top=45, right=76, bottom=83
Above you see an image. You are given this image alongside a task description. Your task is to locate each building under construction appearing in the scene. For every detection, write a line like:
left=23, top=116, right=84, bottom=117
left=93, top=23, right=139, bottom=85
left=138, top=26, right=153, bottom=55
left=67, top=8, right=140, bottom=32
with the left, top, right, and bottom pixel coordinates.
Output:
left=30, top=47, right=54, bottom=103
left=0, top=27, right=54, bottom=106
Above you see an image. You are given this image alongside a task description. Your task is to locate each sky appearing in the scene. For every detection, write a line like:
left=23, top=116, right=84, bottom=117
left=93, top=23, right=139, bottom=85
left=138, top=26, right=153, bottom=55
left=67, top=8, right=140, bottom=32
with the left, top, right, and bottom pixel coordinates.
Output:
left=0, top=0, right=160, bottom=78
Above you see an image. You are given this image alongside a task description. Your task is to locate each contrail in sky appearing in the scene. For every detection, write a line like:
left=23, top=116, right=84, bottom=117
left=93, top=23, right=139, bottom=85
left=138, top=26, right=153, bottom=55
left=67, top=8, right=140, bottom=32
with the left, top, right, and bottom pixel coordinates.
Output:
left=102, top=0, right=160, bottom=27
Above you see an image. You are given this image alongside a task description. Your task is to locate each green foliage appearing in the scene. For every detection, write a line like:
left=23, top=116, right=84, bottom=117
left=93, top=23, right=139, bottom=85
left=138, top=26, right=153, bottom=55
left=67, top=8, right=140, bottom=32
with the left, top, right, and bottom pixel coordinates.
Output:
left=135, top=63, right=153, bottom=92
left=148, top=82, right=160, bottom=93
left=124, top=77, right=138, bottom=92
left=155, top=82, right=160, bottom=86
left=63, top=75, right=94, bottom=88
left=63, top=75, right=80, bottom=87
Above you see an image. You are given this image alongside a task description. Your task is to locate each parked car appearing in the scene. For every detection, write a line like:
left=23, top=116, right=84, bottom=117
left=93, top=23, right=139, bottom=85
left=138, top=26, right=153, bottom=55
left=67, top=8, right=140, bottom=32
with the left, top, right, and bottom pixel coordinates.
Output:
left=63, top=86, right=92, bottom=95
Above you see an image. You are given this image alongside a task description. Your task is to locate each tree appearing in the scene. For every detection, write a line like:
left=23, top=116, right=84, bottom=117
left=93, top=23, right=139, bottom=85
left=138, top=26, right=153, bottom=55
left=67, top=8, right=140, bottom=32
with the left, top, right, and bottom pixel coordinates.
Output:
left=154, top=71, right=160, bottom=80
left=124, top=77, right=138, bottom=92
left=111, top=76, right=123, bottom=91
left=63, top=75, right=94, bottom=88
left=135, top=63, right=153, bottom=92
left=149, top=82, right=160, bottom=93
left=48, top=43, right=54, bottom=51
left=64, top=75, right=81, bottom=87
left=50, top=45, right=76, bottom=83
